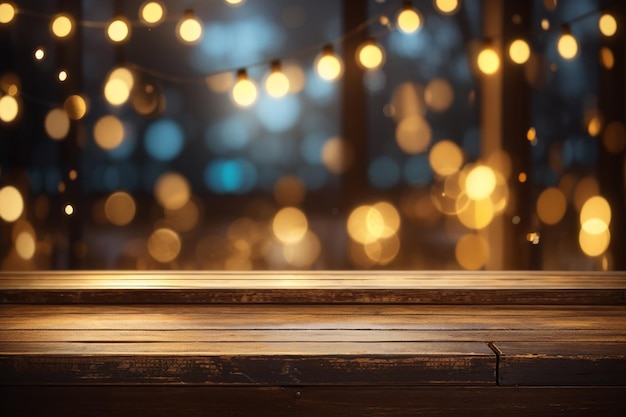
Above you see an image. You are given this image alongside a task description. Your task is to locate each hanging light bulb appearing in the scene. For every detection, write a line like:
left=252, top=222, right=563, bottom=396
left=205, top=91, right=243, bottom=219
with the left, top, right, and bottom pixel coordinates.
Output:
left=51, top=14, right=74, bottom=38
left=315, top=45, right=343, bottom=81
left=232, top=69, right=257, bottom=107
left=0, top=3, right=16, bottom=24
left=356, top=38, right=385, bottom=70
left=477, top=40, right=500, bottom=74
left=557, top=25, right=578, bottom=60
left=265, top=61, right=290, bottom=98
left=434, top=0, right=460, bottom=15
left=396, top=2, right=422, bottom=34
left=107, top=17, right=130, bottom=43
left=139, top=1, right=166, bottom=26
left=508, top=38, right=530, bottom=64
left=599, top=13, right=617, bottom=37
left=177, top=9, right=203, bottom=44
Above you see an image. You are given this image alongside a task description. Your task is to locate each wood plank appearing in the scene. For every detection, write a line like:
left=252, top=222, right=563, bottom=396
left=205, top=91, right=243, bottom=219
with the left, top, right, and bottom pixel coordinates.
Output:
left=494, top=341, right=626, bottom=386
left=0, top=343, right=495, bottom=385
left=1, top=386, right=624, bottom=417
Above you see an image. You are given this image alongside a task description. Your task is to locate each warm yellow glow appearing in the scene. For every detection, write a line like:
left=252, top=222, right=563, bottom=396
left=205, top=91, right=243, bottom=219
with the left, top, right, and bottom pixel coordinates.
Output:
left=225, top=0, right=245, bottom=5
left=148, top=228, right=181, bottom=263
left=274, top=175, right=305, bottom=206
left=536, top=187, right=566, bottom=225
left=94, top=115, right=124, bottom=150
left=165, top=200, right=200, bottom=232
left=364, top=234, right=400, bottom=265
left=206, top=72, right=235, bottom=93
left=34, top=48, right=45, bottom=60
left=357, top=41, right=385, bottom=70
left=63, top=95, right=87, bottom=120
left=322, top=137, right=352, bottom=174
left=0, top=94, right=18, bottom=122
left=455, top=233, right=489, bottom=270
left=396, top=115, right=431, bottom=154
left=424, top=78, right=454, bottom=112
left=347, top=205, right=374, bottom=244
left=283, top=62, right=306, bottom=93
left=104, top=78, right=131, bottom=106
left=371, top=201, right=400, bottom=238
left=282, top=230, right=321, bottom=268
left=51, top=14, right=73, bottom=38
left=0, top=3, right=16, bottom=24
left=541, top=19, right=550, bottom=30
left=44, top=108, right=70, bottom=140
left=518, top=172, right=527, bottom=183
left=232, top=72, right=258, bottom=107
left=599, top=13, right=617, bottom=37
left=429, top=140, right=463, bottom=176
left=580, top=196, right=611, bottom=233
left=603, top=121, right=626, bottom=153
left=434, top=0, right=460, bottom=15
left=105, top=192, right=136, bottom=226
left=316, top=48, right=343, bottom=81
left=272, top=207, right=308, bottom=244
left=154, top=172, right=191, bottom=210
left=0, top=186, right=23, bottom=222
left=600, top=47, right=614, bottom=69
left=64, top=204, right=74, bottom=216
left=573, top=177, right=600, bottom=212
left=107, top=18, right=130, bottom=43
left=477, top=47, right=500, bottom=75
left=58, top=70, right=68, bottom=82
left=579, top=227, right=610, bottom=257
left=15, top=231, right=35, bottom=260
left=265, top=67, right=290, bottom=98
left=456, top=197, right=495, bottom=230
left=508, top=39, right=530, bottom=64
left=177, top=13, right=203, bottom=44
left=140, top=1, right=165, bottom=25
left=397, top=7, right=421, bottom=34
left=557, top=32, right=578, bottom=60
left=465, top=165, right=496, bottom=200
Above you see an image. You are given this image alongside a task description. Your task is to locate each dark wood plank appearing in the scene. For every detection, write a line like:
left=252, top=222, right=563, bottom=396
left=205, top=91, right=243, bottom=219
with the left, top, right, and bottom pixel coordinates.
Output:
left=494, top=341, right=626, bottom=386
left=1, top=386, right=624, bottom=417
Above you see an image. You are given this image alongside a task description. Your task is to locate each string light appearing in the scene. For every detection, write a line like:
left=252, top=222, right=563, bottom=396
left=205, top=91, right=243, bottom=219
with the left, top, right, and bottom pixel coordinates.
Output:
left=598, top=13, right=617, bottom=37
left=396, top=2, right=422, bottom=34
left=139, top=1, right=165, bottom=26
left=177, top=9, right=203, bottom=44
left=477, top=41, right=500, bottom=75
left=434, top=0, right=460, bottom=15
left=557, top=25, right=578, bottom=60
left=0, top=2, right=16, bottom=24
left=508, top=39, right=530, bottom=64
left=51, top=14, right=74, bottom=38
left=58, top=70, right=68, bottom=82
left=356, top=38, right=385, bottom=70
left=34, top=48, right=45, bottom=60
left=265, top=61, right=290, bottom=98
left=0, top=94, right=19, bottom=123
left=232, top=69, right=257, bottom=107
left=315, top=45, right=343, bottom=81
left=107, top=17, right=131, bottom=43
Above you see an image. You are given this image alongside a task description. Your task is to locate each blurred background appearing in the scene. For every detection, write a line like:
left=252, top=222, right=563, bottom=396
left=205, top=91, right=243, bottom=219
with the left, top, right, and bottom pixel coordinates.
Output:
left=0, top=0, right=624, bottom=271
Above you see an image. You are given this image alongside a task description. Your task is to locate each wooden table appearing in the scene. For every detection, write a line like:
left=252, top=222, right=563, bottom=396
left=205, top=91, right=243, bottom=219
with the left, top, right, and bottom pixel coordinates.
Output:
left=1, top=271, right=625, bottom=416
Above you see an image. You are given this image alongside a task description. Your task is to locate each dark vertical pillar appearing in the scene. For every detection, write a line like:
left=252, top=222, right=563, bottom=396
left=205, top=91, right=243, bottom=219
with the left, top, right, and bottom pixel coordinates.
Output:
left=598, top=1, right=625, bottom=269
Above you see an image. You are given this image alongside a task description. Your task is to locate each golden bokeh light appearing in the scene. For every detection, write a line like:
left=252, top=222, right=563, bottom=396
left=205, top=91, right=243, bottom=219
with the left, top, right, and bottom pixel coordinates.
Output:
left=58, top=70, right=68, bottom=82
left=580, top=196, right=611, bottom=233
left=455, top=233, right=489, bottom=270
left=477, top=47, right=500, bottom=75
left=0, top=186, right=24, bottom=222
left=322, top=136, right=352, bottom=174
left=364, top=234, right=400, bottom=265
left=424, top=78, right=454, bottom=112
left=587, top=114, right=603, bottom=137
left=456, top=197, right=495, bottom=230
left=518, top=172, right=527, bottom=183
left=0, top=3, right=16, bottom=24
left=232, top=71, right=258, bottom=107
left=64, top=204, right=74, bottom=216
left=165, top=199, right=201, bottom=232
left=396, top=115, right=432, bottom=154
left=429, top=140, right=463, bottom=176
left=274, top=175, right=305, bottom=206
left=177, top=11, right=203, bottom=44
left=34, top=48, right=45, bottom=60
left=140, top=1, right=165, bottom=25
left=104, top=192, right=136, bottom=226
left=600, top=47, right=614, bottom=69
left=225, top=0, right=246, bottom=6
left=282, top=230, right=321, bottom=268
left=107, top=18, right=130, bottom=43
left=93, top=115, right=124, bottom=150
left=63, top=95, right=87, bottom=120
left=356, top=40, right=385, bottom=70
left=206, top=72, right=235, bottom=93
left=536, top=187, right=567, bottom=225
left=390, top=82, right=425, bottom=122
left=573, top=176, right=599, bottom=212
left=105, top=81, right=129, bottom=106
left=154, top=172, right=191, bottom=210
left=371, top=201, right=400, bottom=238
left=51, top=14, right=73, bottom=38
left=44, top=108, right=70, bottom=140
left=0, top=72, right=20, bottom=95
left=464, top=165, right=496, bottom=201
left=557, top=32, right=578, bottom=60
left=508, top=39, right=531, bottom=64
left=282, top=62, right=306, bottom=93
left=603, top=121, right=626, bottom=153
left=397, top=6, right=421, bottom=34
left=316, top=47, right=343, bottom=81
left=0, top=94, right=18, bottom=122
left=486, top=150, right=512, bottom=180
left=15, top=231, right=35, bottom=260
left=148, top=228, right=181, bottom=263
left=272, top=207, right=308, bottom=244
left=347, top=205, right=374, bottom=244
left=599, top=13, right=617, bottom=37
left=435, top=0, right=460, bottom=15
left=265, top=64, right=290, bottom=98
left=579, top=227, right=610, bottom=257
left=541, top=19, right=550, bottom=30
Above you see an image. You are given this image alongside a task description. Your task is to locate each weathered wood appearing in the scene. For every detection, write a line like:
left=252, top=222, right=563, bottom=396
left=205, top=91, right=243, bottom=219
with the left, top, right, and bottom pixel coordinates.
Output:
left=495, top=341, right=626, bottom=386
left=1, top=386, right=624, bottom=417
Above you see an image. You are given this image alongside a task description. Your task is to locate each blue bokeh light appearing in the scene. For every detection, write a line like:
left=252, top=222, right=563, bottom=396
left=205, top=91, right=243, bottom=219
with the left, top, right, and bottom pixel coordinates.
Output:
left=300, top=133, right=326, bottom=164
left=403, top=155, right=432, bottom=185
left=144, top=119, right=185, bottom=161
left=205, top=114, right=255, bottom=154
left=255, top=94, right=301, bottom=133
left=368, top=156, right=400, bottom=189
left=204, top=158, right=258, bottom=194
